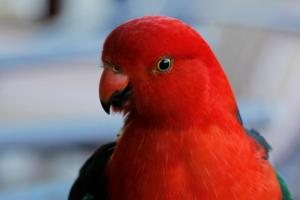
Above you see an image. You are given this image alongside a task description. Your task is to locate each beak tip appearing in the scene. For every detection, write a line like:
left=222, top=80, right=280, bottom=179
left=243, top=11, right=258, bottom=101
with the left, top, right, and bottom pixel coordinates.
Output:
left=101, top=100, right=111, bottom=114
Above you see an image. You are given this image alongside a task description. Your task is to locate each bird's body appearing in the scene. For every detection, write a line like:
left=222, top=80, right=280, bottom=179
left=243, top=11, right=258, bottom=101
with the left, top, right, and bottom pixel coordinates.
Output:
left=69, top=16, right=291, bottom=200
left=107, top=118, right=280, bottom=200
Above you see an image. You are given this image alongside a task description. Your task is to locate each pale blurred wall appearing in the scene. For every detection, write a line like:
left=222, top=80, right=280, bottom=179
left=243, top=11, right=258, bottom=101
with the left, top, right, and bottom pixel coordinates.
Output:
left=215, top=26, right=300, bottom=162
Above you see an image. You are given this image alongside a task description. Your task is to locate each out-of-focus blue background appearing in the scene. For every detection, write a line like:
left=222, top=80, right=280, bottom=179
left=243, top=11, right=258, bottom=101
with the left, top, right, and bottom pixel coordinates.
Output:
left=0, top=0, right=300, bottom=199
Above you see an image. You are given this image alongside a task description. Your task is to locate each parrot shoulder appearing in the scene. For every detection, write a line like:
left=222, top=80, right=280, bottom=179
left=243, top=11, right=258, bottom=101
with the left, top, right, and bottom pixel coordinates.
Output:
left=68, top=142, right=116, bottom=200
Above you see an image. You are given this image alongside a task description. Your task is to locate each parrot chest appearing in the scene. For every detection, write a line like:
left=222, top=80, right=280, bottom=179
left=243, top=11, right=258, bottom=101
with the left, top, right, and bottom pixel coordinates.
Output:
left=105, top=127, right=281, bottom=200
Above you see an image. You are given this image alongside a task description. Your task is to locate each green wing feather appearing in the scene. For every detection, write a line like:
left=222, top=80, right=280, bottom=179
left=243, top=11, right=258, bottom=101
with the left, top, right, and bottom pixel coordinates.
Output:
left=277, top=173, right=292, bottom=200
left=69, top=142, right=116, bottom=200
left=237, top=109, right=292, bottom=199
left=82, top=193, right=94, bottom=200
left=246, top=128, right=292, bottom=199
left=245, top=128, right=271, bottom=159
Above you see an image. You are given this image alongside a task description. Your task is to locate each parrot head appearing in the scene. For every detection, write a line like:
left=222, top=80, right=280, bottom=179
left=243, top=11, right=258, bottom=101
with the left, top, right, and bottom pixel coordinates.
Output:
left=99, top=16, right=236, bottom=127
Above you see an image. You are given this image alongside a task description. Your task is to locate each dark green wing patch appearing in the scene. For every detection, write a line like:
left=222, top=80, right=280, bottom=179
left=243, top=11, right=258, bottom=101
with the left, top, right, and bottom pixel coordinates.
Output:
left=68, top=142, right=116, bottom=200
left=245, top=128, right=272, bottom=159
left=82, top=193, right=94, bottom=200
left=236, top=108, right=271, bottom=159
left=277, top=173, right=293, bottom=200
left=236, top=108, right=244, bottom=125
left=236, top=109, right=292, bottom=199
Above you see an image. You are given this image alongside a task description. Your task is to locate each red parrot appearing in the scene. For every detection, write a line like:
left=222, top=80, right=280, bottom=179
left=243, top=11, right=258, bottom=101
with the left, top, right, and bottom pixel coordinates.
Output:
left=69, top=16, right=291, bottom=200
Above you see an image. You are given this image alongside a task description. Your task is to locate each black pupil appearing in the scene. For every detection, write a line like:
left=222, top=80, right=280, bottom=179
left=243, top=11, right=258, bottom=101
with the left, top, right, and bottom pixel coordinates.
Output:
left=159, top=59, right=170, bottom=71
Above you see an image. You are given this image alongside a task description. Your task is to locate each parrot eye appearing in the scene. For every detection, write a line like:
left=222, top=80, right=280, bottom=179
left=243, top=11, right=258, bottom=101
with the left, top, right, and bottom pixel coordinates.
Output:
left=103, top=62, right=122, bottom=73
left=109, top=64, right=122, bottom=73
left=156, top=57, right=172, bottom=72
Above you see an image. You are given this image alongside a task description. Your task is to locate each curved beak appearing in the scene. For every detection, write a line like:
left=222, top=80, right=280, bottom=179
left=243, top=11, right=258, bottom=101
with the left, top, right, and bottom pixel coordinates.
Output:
left=99, top=68, right=131, bottom=114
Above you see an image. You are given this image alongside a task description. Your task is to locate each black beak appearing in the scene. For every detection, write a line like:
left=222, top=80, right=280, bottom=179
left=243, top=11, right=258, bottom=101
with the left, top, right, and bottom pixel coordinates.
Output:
left=101, top=85, right=132, bottom=114
left=101, top=100, right=111, bottom=114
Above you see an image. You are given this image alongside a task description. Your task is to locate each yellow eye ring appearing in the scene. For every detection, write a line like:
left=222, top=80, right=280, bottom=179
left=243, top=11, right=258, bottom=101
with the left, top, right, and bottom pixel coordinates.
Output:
left=156, top=57, right=172, bottom=72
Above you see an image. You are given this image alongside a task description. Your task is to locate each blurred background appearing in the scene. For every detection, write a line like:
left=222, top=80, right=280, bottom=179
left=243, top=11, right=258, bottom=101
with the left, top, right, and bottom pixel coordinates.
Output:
left=0, top=0, right=300, bottom=199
